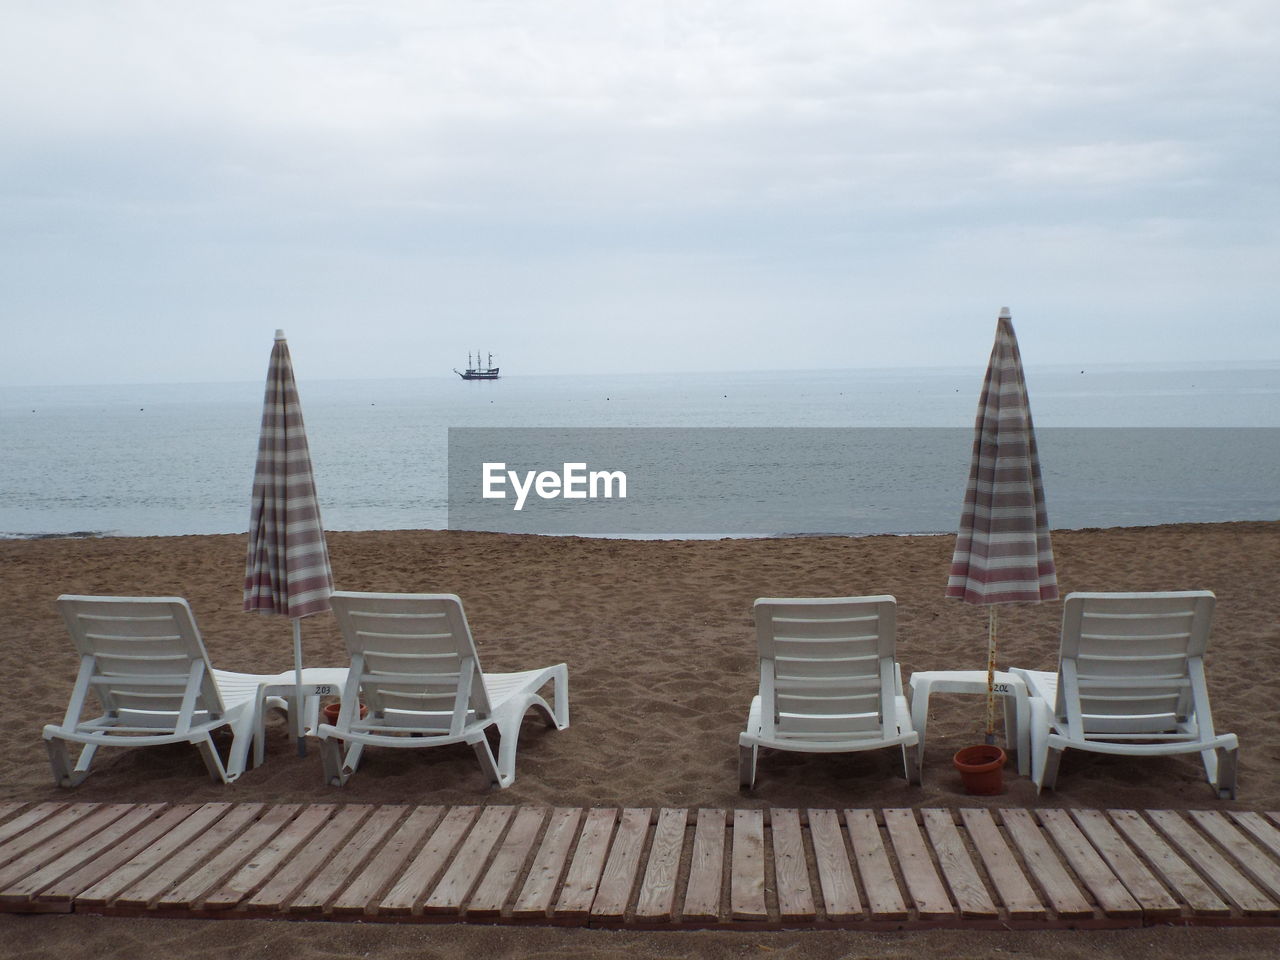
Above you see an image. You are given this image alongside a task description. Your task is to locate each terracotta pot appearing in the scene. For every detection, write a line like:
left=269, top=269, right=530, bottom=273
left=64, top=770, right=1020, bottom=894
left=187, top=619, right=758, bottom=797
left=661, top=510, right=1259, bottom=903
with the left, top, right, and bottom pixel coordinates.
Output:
left=953, top=744, right=1007, bottom=795
left=322, top=702, right=367, bottom=725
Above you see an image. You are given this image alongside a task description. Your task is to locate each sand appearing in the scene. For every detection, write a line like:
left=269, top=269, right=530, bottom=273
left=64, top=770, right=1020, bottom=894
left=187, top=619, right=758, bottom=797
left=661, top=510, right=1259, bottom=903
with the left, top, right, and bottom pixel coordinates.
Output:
left=2, top=521, right=1278, bottom=958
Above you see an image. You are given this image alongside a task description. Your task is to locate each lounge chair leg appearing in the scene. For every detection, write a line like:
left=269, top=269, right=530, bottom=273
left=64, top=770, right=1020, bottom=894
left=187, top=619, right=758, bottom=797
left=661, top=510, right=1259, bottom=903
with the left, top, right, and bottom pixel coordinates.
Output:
left=45, top=738, right=92, bottom=788
left=1040, top=746, right=1062, bottom=792
left=194, top=736, right=235, bottom=783
left=738, top=744, right=757, bottom=790
left=904, top=743, right=921, bottom=785
left=1215, top=746, right=1239, bottom=801
left=471, top=735, right=505, bottom=789
left=321, top=738, right=351, bottom=786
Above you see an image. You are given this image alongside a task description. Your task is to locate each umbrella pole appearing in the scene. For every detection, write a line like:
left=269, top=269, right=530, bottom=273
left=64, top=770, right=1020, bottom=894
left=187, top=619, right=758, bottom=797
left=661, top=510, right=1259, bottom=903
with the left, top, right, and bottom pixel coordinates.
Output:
left=293, top=618, right=306, bottom=757
left=984, top=607, right=998, bottom=745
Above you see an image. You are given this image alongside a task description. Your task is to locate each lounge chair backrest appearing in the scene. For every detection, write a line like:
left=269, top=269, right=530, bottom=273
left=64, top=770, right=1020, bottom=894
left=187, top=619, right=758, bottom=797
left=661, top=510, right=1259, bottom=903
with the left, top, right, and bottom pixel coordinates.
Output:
left=1056, top=590, right=1215, bottom=738
left=753, top=595, right=898, bottom=743
left=56, top=595, right=227, bottom=729
left=329, top=591, right=492, bottom=733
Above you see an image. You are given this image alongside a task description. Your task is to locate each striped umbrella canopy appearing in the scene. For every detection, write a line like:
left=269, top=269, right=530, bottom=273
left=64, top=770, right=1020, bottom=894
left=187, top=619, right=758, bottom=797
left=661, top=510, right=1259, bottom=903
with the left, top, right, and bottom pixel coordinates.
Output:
left=946, top=307, right=1058, bottom=742
left=244, top=329, right=333, bottom=755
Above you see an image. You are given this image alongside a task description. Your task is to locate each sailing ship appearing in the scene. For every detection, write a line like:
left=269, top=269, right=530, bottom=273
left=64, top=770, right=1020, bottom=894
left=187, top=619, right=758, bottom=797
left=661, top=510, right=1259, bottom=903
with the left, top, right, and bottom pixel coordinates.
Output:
left=454, top=351, right=500, bottom=380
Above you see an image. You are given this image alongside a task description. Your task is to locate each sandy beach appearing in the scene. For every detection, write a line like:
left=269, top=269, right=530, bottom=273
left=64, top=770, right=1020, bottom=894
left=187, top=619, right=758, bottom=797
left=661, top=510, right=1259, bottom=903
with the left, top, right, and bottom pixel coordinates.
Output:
left=2, top=521, right=1278, bottom=958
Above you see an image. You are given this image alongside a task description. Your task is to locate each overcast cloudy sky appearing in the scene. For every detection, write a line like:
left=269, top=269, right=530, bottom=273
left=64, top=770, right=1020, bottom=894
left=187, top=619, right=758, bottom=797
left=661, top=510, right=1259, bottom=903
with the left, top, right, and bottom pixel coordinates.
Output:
left=2, top=1, right=1277, bottom=385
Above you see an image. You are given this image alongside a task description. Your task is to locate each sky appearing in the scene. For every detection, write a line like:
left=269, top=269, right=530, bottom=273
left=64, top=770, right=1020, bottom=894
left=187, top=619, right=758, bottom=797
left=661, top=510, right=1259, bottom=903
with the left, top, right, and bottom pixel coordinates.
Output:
left=2, top=0, right=1278, bottom=385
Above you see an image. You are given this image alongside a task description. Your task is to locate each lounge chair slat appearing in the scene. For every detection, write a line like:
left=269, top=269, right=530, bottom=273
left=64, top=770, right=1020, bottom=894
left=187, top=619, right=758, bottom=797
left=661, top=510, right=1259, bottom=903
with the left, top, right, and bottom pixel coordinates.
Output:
left=958, top=809, right=1045, bottom=920
left=245, top=805, right=373, bottom=911
left=423, top=806, right=516, bottom=915
left=467, top=806, right=547, bottom=918
left=511, top=807, right=581, bottom=918
left=770, top=808, right=815, bottom=921
left=807, top=808, right=861, bottom=920
left=326, top=805, right=440, bottom=916
left=377, top=806, right=479, bottom=916
left=553, top=807, right=617, bottom=918
left=844, top=809, right=908, bottom=920
left=591, top=807, right=651, bottom=920
left=998, top=809, right=1093, bottom=919
left=920, top=809, right=996, bottom=919
left=1036, top=809, right=1141, bottom=918
left=730, top=809, right=767, bottom=921
left=1069, top=810, right=1180, bottom=919
left=633, top=808, right=687, bottom=922
left=681, top=809, right=727, bottom=922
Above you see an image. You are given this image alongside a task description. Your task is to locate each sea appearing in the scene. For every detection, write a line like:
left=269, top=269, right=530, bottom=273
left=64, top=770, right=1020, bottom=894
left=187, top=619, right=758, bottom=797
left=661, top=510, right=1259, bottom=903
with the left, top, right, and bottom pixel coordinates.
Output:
left=2, top=363, right=1278, bottom=540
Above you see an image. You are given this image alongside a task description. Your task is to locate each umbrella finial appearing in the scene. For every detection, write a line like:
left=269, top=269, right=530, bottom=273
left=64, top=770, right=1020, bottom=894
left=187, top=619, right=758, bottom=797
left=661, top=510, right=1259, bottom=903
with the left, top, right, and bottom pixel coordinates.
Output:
left=275, top=329, right=286, bottom=340
left=998, top=307, right=1011, bottom=319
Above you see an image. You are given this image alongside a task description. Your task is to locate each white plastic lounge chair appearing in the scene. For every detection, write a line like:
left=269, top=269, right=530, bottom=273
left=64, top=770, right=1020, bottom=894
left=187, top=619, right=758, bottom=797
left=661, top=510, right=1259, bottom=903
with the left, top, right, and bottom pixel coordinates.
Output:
left=739, top=596, right=921, bottom=789
left=317, top=591, right=569, bottom=788
left=1010, top=590, right=1239, bottom=800
left=43, top=595, right=278, bottom=786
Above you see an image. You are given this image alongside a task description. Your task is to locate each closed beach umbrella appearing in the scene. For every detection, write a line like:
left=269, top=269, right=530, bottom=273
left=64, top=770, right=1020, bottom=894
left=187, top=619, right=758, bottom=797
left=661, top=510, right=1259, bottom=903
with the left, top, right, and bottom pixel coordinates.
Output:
left=946, top=307, right=1058, bottom=743
left=244, top=329, right=333, bottom=756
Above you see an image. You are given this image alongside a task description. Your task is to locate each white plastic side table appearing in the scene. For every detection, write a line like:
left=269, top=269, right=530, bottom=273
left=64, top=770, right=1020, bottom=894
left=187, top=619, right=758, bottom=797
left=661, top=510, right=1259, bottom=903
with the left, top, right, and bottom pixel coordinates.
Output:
left=251, top=667, right=350, bottom=767
left=907, top=670, right=1030, bottom=780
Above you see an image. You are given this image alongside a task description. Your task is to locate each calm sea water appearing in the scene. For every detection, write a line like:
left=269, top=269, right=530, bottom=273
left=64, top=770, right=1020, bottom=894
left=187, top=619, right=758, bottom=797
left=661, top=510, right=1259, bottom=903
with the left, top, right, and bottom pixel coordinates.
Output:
left=2, top=364, right=1277, bottom=539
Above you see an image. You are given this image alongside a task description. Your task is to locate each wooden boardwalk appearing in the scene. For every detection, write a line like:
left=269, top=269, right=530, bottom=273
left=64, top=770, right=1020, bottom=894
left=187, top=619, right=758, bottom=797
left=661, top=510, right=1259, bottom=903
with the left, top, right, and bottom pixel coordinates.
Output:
left=3, top=801, right=1280, bottom=929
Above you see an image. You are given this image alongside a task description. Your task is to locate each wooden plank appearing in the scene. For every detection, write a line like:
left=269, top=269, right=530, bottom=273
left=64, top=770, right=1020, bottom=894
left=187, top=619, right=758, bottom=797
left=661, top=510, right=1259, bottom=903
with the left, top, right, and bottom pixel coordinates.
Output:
left=729, top=808, right=767, bottom=921
left=958, top=809, right=1045, bottom=920
left=202, top=804, right=334, bottom=910
left=38, top=804, right=208, bottom=905
left=844, top=809, right=907, bottom=921
left=0, top=804, right=92, bottom=871
left=1148, top=810, right=1278, bottom=916
left=552, top=807, right=618, bottom=919
left=681, top=808, right=727, bottom=922
left=1107, top=810, right=1229, bottom=917
left=920, top=809, right=996, bottom=919
left=1069, top=810, right=1179, bottom=920
left=0, top=803, right=64, bottom=850
left=423, top=806, right=516, bottom=915
left=0, top=803, right=165, bottom=904
left=377, top=806, right=479, bottom=916
left=883, top=809, right=954, bottom=920
left=769, top=809, right=815, bottom=922
left=0, top=803, right=27, bottom=829
left=998, top=809, right=1092, bottom=919
left=157, top=804, right=300, bottom=909
left=511, top=807, right=581, bottom=919
left=1190, top=810, right=1280, bottom=902
left=1037, top=809, right=1141, bottom=918
left=0, top=804, right=130, bottom=890
left=102, top=804, right=258, bottom=909
left=1230, top=811, right=1280, bottom=862
left=244, top=805, right=372, bottom=912
left=591, top=808, right=653, bottom=920
left=808, top=808, right=861, bottom=921
left=289, top=805, right=409, bottom=915
left=634, top=808, right=687, bottom=923
left=467, top=806, right=547, bottom=918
